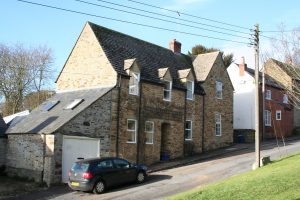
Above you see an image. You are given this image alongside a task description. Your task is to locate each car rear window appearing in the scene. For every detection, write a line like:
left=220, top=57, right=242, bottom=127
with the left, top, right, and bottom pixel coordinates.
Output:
left=71, top=163, right=90, bottom=172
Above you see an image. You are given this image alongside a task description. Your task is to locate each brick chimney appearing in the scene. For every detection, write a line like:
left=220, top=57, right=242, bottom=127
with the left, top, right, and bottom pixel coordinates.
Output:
left=169, top=39, right=181, bottom=54
left=239, top=56, right=247, bottom=76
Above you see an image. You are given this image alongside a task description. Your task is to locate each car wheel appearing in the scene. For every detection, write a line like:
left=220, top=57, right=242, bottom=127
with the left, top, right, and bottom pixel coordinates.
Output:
left=136, top=171, right=145, bottom=183
left=93, top=180, right=105, bottom=194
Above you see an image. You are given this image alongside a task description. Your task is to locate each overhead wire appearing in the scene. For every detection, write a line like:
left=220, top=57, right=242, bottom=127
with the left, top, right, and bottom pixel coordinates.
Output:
left=74, top=0, right=251, bottom=39
left=16, top=0, right=250, bottom=45
left=85, top=0, right=251, bottom=36
left=126, top=0, right=251, bottom=30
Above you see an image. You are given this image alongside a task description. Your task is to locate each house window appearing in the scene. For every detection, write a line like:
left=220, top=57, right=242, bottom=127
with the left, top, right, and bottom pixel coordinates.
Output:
left=145, top=121, right=154, bottom=144
left=185, top=120, right=192, bottom=140
left=265, top=90, right=272, bottom=100
left=215, top=113, right=222, bottom=136
left=265, top=110, right=271, bottom=126
left=186, top=80, right=194, bottom=100
left=283, top=94, right=288, bottom=104
left=216, top=81, right=223, bottom=99
left=163, top=81, right=172, bottom=101
left=65, top=99, right=84, bottom=110
left=129, top=72, right=140, bottom=95
left=127, top=119, right=137, bottom=143
left=276, top=110, right=281, bottom=120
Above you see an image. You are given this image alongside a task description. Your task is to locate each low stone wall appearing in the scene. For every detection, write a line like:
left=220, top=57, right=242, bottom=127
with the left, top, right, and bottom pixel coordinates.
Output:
left=6, top=134, right=44, bottom=182
left=0, top=137, right=7, bottom=171
left=234, top=129, right=255, bottom=143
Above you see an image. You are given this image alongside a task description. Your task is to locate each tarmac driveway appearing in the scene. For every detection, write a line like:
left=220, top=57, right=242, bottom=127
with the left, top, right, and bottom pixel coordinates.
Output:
left=3, top=138, right=300, bottom=200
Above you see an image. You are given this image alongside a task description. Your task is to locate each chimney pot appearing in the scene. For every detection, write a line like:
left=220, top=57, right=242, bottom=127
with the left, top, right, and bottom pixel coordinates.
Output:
left=169, top=39, right=181, bottom=54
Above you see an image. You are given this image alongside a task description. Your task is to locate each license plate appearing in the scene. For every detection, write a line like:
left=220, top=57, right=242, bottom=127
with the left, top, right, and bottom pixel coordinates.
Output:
left=71, top=182, right=79, bottom=186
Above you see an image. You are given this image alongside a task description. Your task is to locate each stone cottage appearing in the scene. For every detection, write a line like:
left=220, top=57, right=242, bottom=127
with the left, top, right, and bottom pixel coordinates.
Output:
left=5, top=22, right=233, bottom=185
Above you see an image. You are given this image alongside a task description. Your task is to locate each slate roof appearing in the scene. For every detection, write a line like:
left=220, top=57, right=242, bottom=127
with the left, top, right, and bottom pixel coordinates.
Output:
left=88, top=22, right=204, bottom=94
left=192, top=51, right=220, bottom=82
left=268, top=58, right=300, bottom=80
left=6, top=86, right=114, bottom=134
left=245, top=68, right=285, bottom=89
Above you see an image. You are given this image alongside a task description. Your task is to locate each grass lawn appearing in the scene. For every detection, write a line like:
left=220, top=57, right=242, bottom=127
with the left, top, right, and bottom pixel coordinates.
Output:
left=167, top=154, right=300, bottom=200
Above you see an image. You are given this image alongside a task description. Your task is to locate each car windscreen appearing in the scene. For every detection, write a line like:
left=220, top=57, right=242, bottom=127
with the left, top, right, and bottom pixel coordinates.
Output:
left=71, top=162, right=90, bottom=172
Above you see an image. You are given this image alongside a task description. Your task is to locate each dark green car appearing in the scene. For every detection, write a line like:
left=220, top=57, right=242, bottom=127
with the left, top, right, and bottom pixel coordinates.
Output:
left=68, top=157, right=148, bottom=194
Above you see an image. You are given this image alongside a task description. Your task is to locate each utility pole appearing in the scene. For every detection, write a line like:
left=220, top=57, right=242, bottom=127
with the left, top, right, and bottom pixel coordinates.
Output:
left=253, top=24, right=261, bottom=169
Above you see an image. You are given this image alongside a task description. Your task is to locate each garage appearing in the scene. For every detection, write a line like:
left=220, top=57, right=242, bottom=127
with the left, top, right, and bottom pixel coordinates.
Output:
left=62, top=136, right=100, bottom=183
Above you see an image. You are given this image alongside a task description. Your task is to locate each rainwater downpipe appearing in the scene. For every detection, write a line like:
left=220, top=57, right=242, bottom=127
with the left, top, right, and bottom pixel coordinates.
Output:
left=116, top=75, right=122, bottom=157
left=136, top=81, right=143, bottom=164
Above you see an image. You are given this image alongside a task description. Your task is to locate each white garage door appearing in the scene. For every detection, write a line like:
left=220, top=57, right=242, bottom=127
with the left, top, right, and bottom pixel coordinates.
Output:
left=62, top=136, right=100, bottom=183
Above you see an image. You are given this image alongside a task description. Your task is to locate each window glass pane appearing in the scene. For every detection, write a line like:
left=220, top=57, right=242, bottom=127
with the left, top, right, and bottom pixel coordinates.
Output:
left=185, top=121, right=192, bottom=140
left=283, top=94, right=288, bottom=103
left=114, top=159, right=130, bottom=169
left=127, top=120, right=136, bottom=131
left=129, top=73, right=139, bottom=95
left=145, top=121, right=153, bottom=132
left=65, top=99, right=84, bottom=110
left=164, top=90, right=170, bottom=100
left=97, top=160, right=113, bottom=169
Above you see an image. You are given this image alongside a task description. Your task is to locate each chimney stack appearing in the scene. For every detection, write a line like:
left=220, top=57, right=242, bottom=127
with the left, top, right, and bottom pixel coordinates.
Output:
left=239, top=56, right=247, bottom=76
left=169, top=39, right=181, bottom=54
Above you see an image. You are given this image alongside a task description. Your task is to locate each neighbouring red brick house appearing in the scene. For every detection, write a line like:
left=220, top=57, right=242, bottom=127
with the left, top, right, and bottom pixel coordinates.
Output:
left=262, top=84, right=293, bottom=139
left=246, top=68, right=294, bottom=139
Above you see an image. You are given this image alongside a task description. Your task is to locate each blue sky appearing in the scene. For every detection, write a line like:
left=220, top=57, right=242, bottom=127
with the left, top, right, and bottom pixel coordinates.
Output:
left=1, top=0, right=300, bottom=89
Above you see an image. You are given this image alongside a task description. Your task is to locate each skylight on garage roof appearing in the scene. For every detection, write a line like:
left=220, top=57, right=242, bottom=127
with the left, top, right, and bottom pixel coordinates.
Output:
left=64, top=99, right=84, bottom=110
left=42, top=101, right=60, bottom=111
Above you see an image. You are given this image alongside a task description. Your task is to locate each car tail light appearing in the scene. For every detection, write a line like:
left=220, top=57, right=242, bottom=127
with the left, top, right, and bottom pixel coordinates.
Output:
left=82, top=172, right=93, bottom=179
left=68, top=170, right=72, bottom=177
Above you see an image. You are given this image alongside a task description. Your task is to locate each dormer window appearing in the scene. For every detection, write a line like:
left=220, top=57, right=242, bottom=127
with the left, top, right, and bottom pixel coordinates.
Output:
left=186, top=80, right=194, bottom=100
left=265, top=90, right=272, bottom=100
left=129, top=72, right=140, bottom=95
left=283, top=94, right=288, bottom=104
left=163, top=81, right=172, bottom=101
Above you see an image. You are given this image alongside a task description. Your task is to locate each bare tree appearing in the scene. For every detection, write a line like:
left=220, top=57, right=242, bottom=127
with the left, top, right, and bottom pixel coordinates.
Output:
left=0, top=43, right=54, bottom=116
left=262, top=24, right=300, bottom=109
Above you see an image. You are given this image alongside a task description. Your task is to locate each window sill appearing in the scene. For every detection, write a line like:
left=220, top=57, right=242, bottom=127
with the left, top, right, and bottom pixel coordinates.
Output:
left=126, top=141, right=137, bottom=144
left=163, top=98, right=171, bottom=102
left=215, top=135, right=222, bottom=137
left=265, top=125, right=272, bottom=127
left=184, top=139, right=192, bottom=141
left=145, top=142, right=153, bottom=145
left=129, top=93, right=139, bottom=96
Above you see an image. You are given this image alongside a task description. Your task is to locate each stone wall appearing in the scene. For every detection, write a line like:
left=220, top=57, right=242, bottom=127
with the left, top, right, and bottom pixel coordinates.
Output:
left=110, top=77, right=203, bottom=165
left=56, top=23, right=117, bottom=91
left=202, top=58, right=234, bottom=151
left=0, top=137, right=6, bottom=170
left=6, top=134, right=44, bottom=182
left=52, top=91, right=112, bottom=183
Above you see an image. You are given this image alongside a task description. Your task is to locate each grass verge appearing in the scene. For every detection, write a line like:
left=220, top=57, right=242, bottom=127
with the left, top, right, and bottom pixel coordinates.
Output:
left=167, top=154, right=300, bottom=200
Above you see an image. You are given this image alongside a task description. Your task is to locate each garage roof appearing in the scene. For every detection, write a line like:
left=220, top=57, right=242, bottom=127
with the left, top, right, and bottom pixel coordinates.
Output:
left=6, top=86, right=113, bottom=134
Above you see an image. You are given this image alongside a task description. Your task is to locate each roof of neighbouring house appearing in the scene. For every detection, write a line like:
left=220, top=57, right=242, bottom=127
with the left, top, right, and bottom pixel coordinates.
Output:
left=3, top=110, right=30, bottom=124
left=0, top=117, right=7, bottom=137
left=268, top=58, right=300, bottom=80
left=6, top=86, right=113, bottom=134
left=245, top=68, right=286, bottom=89
left=88, top=22, right=205, bottom=95
left=192, top=51, right=221, bottom=82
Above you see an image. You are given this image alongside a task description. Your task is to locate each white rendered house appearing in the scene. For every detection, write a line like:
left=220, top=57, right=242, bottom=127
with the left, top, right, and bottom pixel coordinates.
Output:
left=227, top=57, right=255, bottom=131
